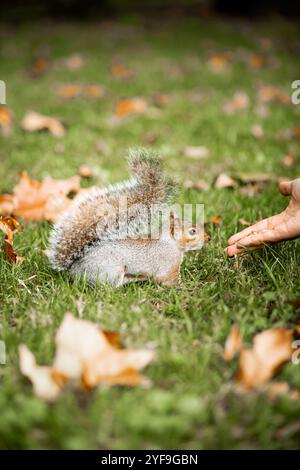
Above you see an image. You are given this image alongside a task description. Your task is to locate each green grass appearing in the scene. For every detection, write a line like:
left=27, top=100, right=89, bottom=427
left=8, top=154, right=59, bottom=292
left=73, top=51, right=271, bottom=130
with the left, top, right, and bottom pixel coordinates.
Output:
left=1, top=16, right=300, bottom=449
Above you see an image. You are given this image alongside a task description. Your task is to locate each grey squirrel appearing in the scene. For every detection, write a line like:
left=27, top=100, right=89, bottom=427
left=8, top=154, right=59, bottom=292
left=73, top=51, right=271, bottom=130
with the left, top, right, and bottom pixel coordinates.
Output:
left=48, top=149, right=209, bottom=287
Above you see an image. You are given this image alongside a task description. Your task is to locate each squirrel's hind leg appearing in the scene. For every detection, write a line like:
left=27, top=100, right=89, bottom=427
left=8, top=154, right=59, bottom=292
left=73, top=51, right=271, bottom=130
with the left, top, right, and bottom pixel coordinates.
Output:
left=155, top=263, right=180, bottom=287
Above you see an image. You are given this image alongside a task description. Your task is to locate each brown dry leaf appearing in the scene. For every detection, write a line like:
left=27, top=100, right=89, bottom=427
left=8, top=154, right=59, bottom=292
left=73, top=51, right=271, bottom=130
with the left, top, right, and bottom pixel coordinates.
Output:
left=0, top=194, right=15, bottom=215
left=57, top=84, right=104, bottom=100
left=115, top=98, right=148, bottom=119
left=184, top=146, right=209, bottom=160
left=251, top=124, right=264, bottom=139
left=78, top=165, right=93, bottom=179
left=53, top=314, right=154, bottom=388
left=19, top=314, right=154, bottom=401
left=236, top=327, right=293, bottom=389
left=19, top=345, right=61, bottom=401
left=152, top=93, right=171, bottom=108
left=0, top=215, right=24, bottom=263
left=239, top=219, right=251, bottom=226
left=282, top=153, right=295, bottom=168
left=9, top=172, right=81, bottom=222
left=29, top=56, right=50, bottom=77
left=183, top=179, right=210, bottom=191
left=293, top=125, right=300, bottom=139
left=209, top=215, right=222, bottom=225
left=224, top=324, right=243, bottom=361
left=248, top=54, right=266, bottom=70
left=208, top=52, right=232, bottom=72
left=56, top=84, right=83, bottom=99
left=258, top=85, right=291, bottom=105
left=223, top=92, right=250, bottom=114
left=21, top=111, right=65, bottom=138
left=111, top=63, right=132, bottom=79
left=63, top=53, right=85, bottom=70
left=215, top=173, right=237, bottom=189
left=0, top=105, right=13, bottom=135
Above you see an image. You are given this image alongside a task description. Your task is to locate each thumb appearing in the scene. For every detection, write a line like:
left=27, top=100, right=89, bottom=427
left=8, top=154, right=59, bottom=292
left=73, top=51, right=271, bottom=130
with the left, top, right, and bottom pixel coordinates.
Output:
left=279, top=180, right=292, bottom=196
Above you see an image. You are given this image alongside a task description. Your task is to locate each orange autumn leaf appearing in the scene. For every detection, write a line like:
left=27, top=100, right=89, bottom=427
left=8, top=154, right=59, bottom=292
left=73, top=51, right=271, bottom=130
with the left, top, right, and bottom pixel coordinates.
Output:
left=0, top=105, right=13, bottom=135
left=63, top=53, right=85, bottom=70
left=208, top=52, right=233, bottom=72
left=19, top=314, right=154, bottom=401
left=57, top=84, right=105, bottom=99
left=57, top=84, right=83, bottom=99
left=215, top=173, right=237, bottom=189
left=111, top=63, right=132, bottom=79
left=248, top=54, right=266, bottom=69
left=293, top=125, right=300, bottom=139
left=223, top=324, right=243, bottom=361
left=0, top=172, right=82, bottom=222
left=0, top=215, right=24, bottom=264
left=282, top=153, right=295, bottom=168
left=223, top=91, right=250, bottom=114
left=258, top=85, right=291, bottom=105
left=29, top=56, right=50, bottom=78
left=0, top=194, right=15, bottom=215
left=236, top=327, right=293, bottom=389
left=19, top=345, right=61, bottom=401
left=115, top=98, right=147, bottom=119
left=21, top=111, right=65, bottom=137
left=210, top=215, right=222, bottom=225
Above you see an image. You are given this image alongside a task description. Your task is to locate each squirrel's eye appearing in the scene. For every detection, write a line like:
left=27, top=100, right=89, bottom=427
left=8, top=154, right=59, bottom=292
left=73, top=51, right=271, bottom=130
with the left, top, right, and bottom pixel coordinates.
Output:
left=188, top=228, right=197, bottom=236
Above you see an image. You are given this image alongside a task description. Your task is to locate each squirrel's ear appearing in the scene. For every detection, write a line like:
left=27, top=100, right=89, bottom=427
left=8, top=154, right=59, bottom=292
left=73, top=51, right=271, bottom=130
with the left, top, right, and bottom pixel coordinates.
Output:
left=170, top=211, right=181, bottom=237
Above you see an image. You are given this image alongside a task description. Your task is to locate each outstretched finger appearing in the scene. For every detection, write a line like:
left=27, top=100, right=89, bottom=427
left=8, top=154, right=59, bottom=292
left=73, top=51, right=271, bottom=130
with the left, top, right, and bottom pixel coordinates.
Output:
left=227, top=218, right=269, bottom=245
left=279, top=180, right=292, bottom=196
left=236, top=229, right=280, bottom=247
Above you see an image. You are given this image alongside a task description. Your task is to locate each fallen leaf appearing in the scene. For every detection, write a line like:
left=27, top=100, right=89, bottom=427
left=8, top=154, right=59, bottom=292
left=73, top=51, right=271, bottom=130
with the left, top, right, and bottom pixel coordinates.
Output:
left=208, top=52, right=232, bottom=72
left=78, top=165, right=93, bottom=178
left=183, top=179, right=210, bottom=191
left=2, top=172, right=81, bottom=222
left=251, top=124, right=264, bottom=139
left=258, top=85, right=291, bottom=105
left=111, top=63, right=132, bottom=79
left=63, top=53, right=85, bottom=70
left=184, top=146, right=209, bottom=159
left=19, top=314, right=154, bottom=401
left=248, top=54, right=266, bottom=70
left=215, top=173, right=237, bottom=189
left=152, top=93, right=171, bottom=108
left=294, top=125, right=300, bottom=139
left=56, top=84, right=83, bottom=99
left=235, top=326, right=293, bottom=389
left=223, top=92, right=250, bottom=114
left=29, top=56, right=50, bottom=77
left=282, top=153, right=295, bottom=168
left=115, top=98, right=148, bottom=119
left=0, top=215, right=24, bottom=263
left=0, top=105, right=13, bottom=135
left=21, top=111, right=65, bottom=138
left=239, top=219, right=251, bottom=226
left=209, top=215, right=222, bottom=225
left=19, top=345, right=61, bottom=401
left=0, top=194, right=15, bottom=215
left=224, top=324, right=243, bottom=361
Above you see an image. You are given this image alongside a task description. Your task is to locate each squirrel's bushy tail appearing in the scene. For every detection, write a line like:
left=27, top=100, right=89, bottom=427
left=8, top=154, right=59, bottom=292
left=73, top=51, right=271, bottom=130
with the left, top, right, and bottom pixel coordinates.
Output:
left=127, top=148, right=175, bottom=207
left=48, top=148, right=175, bottom=271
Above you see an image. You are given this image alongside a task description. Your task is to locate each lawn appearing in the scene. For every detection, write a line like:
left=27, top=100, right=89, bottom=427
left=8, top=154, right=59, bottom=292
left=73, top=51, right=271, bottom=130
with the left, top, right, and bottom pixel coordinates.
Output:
left=0, top=16, right=300, bottom=450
